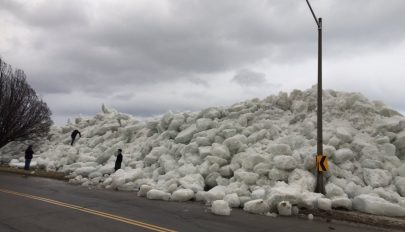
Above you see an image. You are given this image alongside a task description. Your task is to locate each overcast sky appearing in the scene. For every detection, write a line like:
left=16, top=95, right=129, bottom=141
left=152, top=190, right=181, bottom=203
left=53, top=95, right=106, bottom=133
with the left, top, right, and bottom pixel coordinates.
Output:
left=1, top=0, right=404, bottom=124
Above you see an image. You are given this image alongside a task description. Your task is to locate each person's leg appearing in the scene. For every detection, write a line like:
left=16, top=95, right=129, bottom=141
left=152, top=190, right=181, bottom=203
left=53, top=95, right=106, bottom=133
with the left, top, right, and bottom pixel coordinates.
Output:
left=71, top=136, right=75, bottom=146
left=27, top=159, right=31, bottom=170
left=24, top=159, right=29, bottom=170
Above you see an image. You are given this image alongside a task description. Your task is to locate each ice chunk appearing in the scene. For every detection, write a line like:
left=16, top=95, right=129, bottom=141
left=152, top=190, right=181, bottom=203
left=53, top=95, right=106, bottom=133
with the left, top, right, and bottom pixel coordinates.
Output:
left=206, top=156, right=228, bottom=166
left=195, top=191, right=208, bottom=202
left=201, top=107, right=221, bottom=119
left=205, top=172, right=220, bottom=188
left=277, top=201, right=292, bottom=216
left=223, top=135, right=248, bottom=154
left=175, top=124, right=197, bottom=144
left=397, top=164, right=405, bottom=177
left=361, top=159, right=383, bottom=169
left=317, top=198, right=332, bottom=211
left=211, top=200, right=231, bottom=216
left=160, top=112, right=173, bottom=130
left=224, top=193, right=240, bottom=208
left=196, top=118, right=213, bottom=132
left=325, top=182, right=346, bottom=198
left=267, top=183, right=301, bottom=210
left=145, top=147, right=169, bottom=166
left=243, top=199, right=270, bottom=214
left=267, top=144, right=292, bottom=156
left=268, top=168, right=289, bottom=182
left=235, top=171, right=259, bottom=185
left=219, top=165, right=233, bottom=177
left=251, top=189, right=266, bottom=200
left=206, top=186, right=226, bottom=203
left=74, top=167, right=97, bottom=177
left=147, top=189, right=171, bottom=201
left=334, top=148, right=354, bottom=164
left=274, top=155, right=297, bottom=170
left=336, top=128, right=353, bottom=143
left=331, top=196, right=352, bottom=210
left=394, top=177, right=405, bottom=197
left=253, top=163, right=271, bottom=175
left=179, top=174, right=205, bottom=192
left=393, top=130, right=405, bottom=151
left=288, top=169, right=316, bottom=192
left=299, top=191, right=323, bottom=209
left=211, top=143, right=231, bottom=160
left=353, top=194, right=405, bottom=216
left=363, top=168, right=392, bottom=188
left=171, top=189, right=195, bottom=202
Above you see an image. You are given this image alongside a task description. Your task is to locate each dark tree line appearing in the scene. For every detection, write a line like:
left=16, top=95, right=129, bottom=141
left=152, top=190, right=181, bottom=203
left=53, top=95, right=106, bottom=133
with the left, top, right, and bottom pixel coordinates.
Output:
left=0, top=58, right=53, bottom=148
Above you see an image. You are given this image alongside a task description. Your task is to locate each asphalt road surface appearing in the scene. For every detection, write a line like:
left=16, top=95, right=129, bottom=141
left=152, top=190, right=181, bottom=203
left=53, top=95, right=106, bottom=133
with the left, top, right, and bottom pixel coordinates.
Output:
left=0, top=172, right=395, bottom=232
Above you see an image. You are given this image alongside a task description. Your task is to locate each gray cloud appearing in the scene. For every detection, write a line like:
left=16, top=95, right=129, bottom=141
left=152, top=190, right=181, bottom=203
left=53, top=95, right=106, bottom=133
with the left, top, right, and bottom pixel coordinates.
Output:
left=1, top=0, right=405, bottom=124
left=232, top=69, right=268, bottom=87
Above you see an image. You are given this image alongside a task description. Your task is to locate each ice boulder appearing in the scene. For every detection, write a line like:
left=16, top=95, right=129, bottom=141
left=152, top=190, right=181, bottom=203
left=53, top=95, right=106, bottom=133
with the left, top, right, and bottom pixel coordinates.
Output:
left=171, top=189, right=195, bottom=202
left=196, top=118, right=213, bottom=132
left=211, top=143, right=231, bottom=160
left=223, top=135, right=247, bottom=154
left=397, top=164, right=405, bottom=177
left=334, top=148, right=354, bottom=164
left=251, top=188, right=266, bottom=200
left=325, top=182, right=346, bottom=198
left=353, top=194, right=405, bottom=216
left=336, top=128, right=353, bottom=143
left=363, top=168, right=392, bottom=188
left=147, top=189, right=171, bottom=201
left=288, top=169, right=316, bottom=192
left=394, top=177, right=405, bottom=197
left=175, top=124, right=197, bottom=144
left=224, top=193, right=240, bottom=208
left=211, top=200, right=231, bottom=216
left=206, top=186, right=226, bottom=203
left=137, top=185, right=153, bottom=197
left=267, top=183, right=302, bottom=210
left=235, top=171, right=259, bottom=185
left=331, top=196, right=352, bottom=210
left=277, top=201, right=292, bottom=216
left=267, top=144, right=292, bottom=156
left=317, top=198, right=332, bottom=211
left=243, top=199, right=270, bottom=214
left=179, top=174, right=205, bottom=192
left=274, top=155, right=297, bottom=170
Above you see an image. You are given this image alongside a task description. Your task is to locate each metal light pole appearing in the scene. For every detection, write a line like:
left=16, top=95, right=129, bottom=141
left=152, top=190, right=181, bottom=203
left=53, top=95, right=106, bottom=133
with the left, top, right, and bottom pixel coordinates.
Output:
left=305, top=0, right=325, bottom=194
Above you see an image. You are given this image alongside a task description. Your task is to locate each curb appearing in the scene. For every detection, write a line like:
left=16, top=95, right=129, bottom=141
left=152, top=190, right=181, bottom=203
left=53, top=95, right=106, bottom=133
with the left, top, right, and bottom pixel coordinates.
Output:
left=0, top=165, right=68, bottom=180
left=301, top=209, right=405, bottom=231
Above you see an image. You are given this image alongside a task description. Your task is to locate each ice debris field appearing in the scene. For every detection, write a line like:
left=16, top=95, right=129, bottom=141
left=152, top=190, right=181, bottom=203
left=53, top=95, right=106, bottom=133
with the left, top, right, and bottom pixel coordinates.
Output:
left=2, top=87, right=405, bottom=217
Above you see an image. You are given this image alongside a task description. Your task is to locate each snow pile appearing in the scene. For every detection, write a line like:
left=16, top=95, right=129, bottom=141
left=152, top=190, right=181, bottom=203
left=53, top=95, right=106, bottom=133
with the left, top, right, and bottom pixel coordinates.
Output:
left=1, top=87, right=405, bottom=217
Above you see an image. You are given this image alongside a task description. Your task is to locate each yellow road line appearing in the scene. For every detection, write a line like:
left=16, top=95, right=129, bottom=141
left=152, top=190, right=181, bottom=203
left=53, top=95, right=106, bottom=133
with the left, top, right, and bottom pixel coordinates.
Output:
left=0, top=188, right=176, bottom=232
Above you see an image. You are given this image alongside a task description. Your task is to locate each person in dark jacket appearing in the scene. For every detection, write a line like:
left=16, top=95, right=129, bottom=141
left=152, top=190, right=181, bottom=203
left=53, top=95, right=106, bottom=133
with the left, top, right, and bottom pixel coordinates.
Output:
left=71, top=129, right=81, bottom=146
left=24, top=145, right=34, bottom=170
left=114, top=149, right=123, bottom=172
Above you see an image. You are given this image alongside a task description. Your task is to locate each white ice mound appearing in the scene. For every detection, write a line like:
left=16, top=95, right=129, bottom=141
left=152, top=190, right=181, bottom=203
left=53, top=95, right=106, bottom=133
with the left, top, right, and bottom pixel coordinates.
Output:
left=2, top=87, right=405, bottom=218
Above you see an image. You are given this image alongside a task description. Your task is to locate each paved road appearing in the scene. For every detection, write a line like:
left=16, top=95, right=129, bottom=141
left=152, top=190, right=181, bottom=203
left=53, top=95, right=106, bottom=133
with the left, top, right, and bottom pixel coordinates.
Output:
left=0, top=172, right=394, bottom=232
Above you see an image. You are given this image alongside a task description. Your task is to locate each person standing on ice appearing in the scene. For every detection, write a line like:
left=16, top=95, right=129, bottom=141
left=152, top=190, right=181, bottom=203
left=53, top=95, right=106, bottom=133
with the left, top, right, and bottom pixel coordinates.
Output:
left=114, top=149, right=123, bottom=172
left=71, top=129, right=81, bottom=146
left=24, top=145, right=34, bottom=170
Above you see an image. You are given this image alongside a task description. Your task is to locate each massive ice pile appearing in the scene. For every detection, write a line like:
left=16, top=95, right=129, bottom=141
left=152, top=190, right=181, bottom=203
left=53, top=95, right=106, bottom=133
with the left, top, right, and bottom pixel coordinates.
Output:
left=1, top=87, right=405, bottom=217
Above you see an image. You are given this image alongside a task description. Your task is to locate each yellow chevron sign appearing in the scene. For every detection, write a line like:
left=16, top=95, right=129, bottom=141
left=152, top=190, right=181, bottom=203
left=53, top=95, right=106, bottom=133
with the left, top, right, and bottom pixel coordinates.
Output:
left=316, top=155, right=328, bottom=172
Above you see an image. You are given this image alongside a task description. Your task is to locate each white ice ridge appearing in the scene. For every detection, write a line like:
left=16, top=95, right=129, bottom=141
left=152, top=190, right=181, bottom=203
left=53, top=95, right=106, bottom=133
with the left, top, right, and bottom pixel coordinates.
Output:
left=1, top=86, right=405, bottom=217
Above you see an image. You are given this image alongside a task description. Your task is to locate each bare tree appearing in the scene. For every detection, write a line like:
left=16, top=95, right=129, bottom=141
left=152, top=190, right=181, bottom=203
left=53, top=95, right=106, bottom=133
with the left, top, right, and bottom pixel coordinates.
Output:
left=0, top=58, right=53, bottom=148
